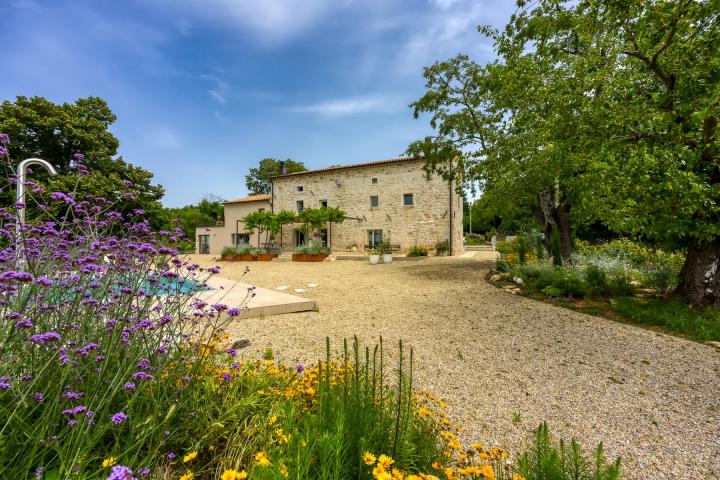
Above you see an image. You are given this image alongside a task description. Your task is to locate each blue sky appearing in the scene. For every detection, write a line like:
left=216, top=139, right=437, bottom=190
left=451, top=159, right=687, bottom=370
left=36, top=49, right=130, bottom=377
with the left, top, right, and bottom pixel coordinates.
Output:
left=1, top=0, right=514, bottom=206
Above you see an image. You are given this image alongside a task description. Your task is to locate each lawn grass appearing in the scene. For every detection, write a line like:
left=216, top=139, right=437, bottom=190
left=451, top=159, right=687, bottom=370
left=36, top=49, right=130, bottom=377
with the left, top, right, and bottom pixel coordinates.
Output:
left=611, top=297, right=720, bottom=342
left=489, top=275, right=720, bottom=342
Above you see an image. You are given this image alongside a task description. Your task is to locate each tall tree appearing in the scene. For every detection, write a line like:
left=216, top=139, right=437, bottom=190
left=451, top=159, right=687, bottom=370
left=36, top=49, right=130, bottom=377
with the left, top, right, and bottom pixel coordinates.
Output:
left=245, top=158, right=306, bottom=195
left=0, top=96, right=166, bottom=227
left=496, top=0, right=720, bottom=306
left=409, top=0, right=720, bottom=306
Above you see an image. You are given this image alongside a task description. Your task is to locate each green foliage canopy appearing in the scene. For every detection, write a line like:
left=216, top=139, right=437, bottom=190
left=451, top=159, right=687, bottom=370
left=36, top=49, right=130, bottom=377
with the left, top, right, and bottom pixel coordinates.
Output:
left=245, top=158, right=306, bottom=195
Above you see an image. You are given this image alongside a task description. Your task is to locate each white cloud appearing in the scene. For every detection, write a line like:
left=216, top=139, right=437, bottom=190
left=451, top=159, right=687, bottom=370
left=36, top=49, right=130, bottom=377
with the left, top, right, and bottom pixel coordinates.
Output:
left=148, top=0, right=346, bottom=43
left=201, top=74, right=230, bottom=105
left=288, top=95, right=402, bottom=115
left=9, top=0, right=40, bottom=11
left=429, top=0, right=461, bottom=10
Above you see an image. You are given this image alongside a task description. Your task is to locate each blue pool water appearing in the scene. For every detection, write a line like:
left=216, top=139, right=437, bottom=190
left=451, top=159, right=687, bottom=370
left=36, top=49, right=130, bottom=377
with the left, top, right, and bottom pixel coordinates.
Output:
left=146, top=276, right=209, bottom=295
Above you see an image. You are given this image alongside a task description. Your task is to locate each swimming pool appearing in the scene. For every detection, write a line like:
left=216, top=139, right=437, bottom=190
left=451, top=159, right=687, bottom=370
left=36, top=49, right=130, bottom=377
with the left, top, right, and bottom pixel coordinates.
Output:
left=144, top=276, right=209, bottom=295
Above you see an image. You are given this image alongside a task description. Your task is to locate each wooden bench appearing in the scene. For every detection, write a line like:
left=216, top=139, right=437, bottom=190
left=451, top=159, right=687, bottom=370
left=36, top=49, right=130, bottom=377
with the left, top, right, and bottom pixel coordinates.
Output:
left=365, top=244, right=401, bottom=253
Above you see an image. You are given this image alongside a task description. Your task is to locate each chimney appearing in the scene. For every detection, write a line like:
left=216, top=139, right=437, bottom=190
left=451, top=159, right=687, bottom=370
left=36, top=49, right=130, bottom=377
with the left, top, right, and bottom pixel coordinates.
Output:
left=279, top=160, right=286, bottom=175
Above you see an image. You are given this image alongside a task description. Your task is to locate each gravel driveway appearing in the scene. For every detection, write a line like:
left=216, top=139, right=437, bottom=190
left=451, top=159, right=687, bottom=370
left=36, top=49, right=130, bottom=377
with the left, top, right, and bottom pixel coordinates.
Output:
left=190, top=254, right=720, bottom=479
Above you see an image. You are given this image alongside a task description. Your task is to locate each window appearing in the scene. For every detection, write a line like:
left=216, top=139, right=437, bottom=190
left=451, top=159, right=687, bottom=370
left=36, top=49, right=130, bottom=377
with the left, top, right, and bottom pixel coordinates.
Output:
left=370, top=195, right=379, bottom=208
left=319, top=199, right=328, bottom=208
left=198, top=235, right=210, bottom=254
left=296, top=200, right=304, bottom=212
left=371, top=177, right=378, bottom=184
left=296, top=185, right=304, bottom=192
left=232, top=233, right=250, bottom=245
left=367, top=230, right=383, bottom=247
left=403, top=193, right=414, bottom=206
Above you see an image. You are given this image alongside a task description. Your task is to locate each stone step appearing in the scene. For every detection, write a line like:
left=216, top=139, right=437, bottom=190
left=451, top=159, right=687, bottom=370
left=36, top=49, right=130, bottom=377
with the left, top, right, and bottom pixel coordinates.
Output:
left=465, top=245, right=495, bottom=251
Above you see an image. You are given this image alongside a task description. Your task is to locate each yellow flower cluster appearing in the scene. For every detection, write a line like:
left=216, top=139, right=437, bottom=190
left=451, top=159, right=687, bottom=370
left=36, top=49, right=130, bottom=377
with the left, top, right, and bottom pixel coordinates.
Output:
left=411, top=392, right=520, bottom=480
left=220, top=470, right=247, bottom=480
left=364, top=451, right=439, bottom=480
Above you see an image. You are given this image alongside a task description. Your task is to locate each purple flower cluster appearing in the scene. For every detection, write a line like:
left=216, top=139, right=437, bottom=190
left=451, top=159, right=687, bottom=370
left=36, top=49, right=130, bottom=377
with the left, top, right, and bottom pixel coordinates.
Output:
left=0, top=173, right=240, bottom=477
left=106, top=465, right=136, bottom=480
left=111, top=411, right=127, bottom=425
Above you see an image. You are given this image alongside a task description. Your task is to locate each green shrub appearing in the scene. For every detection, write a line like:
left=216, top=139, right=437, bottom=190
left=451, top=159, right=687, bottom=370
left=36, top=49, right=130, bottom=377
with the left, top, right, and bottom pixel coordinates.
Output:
left=465, top=234, right=485, bottom=245
left=435, top=240, right=449, bottom=256
left=407, top=245, right=429, bottom=257
left=548, top=269, right=587, bottom=298
left=495, top=240, right=515, bottom=254
left=222, top=244, right=254, bottom=256
left=584, top=264, right=608, bottom=297
left=543, top=285, right=565, bottom=297
left=495, top=258, right=510, bottom=272
left=295, top=240, right=330, bottom=255
left=606, top=267, right=634, bottom=297
left=514, top=260, right=554, bottom=281
left=516, top=422, right=621, bottom=480
left=376, top=241, right=393, bottom=255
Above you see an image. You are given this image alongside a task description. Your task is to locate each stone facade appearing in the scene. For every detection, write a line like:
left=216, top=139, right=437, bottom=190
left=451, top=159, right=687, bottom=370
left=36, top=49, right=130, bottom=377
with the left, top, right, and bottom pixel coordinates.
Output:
left=195, top=195, right=272, bottom=255
left=271, top=157, right=464, bottom=255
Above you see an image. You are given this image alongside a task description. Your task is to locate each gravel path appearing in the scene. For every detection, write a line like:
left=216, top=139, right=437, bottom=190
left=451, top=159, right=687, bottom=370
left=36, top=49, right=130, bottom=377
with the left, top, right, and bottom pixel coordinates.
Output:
left=190, top=254, right=720, bottom=479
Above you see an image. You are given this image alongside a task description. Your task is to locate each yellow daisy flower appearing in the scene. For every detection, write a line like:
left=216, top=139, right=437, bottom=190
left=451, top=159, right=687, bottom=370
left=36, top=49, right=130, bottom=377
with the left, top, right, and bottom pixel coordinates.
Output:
left=363, top=452, right=377, bottom=465
left=101, top=457, right=116, bottom=468
left=183, top=451, right=198, bottom=463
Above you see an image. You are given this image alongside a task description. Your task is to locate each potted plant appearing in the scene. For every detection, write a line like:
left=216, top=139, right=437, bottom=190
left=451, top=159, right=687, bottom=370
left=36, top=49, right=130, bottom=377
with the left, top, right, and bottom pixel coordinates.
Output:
left=376, top=241, right=393, bottom=264
left=368, top=248, right=380, bottom=265
left=292, top=241, right=330, bottom=262
left=234, top=244, right=256, bottom=261
left=220, top=245, right=236, bottom=261
left=251, top=247, right=274, bottom=261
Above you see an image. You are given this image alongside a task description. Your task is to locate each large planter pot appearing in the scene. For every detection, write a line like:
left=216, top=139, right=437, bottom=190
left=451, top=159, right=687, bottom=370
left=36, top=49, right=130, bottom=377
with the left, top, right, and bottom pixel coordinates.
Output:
left=233, top=254, right=256, bottom=262
left=255, top=253, right=274, bottom=261
left=382, top=254, right=393, bottom=264
left=220, top=254, right=233, bottom=261
left=369, top=254, right=380, bottom=265
left=292, top=253, right=329, bottom=262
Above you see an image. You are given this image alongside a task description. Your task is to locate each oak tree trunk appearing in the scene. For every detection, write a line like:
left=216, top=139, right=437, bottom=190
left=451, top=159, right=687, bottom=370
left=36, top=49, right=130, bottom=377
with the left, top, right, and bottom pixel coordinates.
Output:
left=537, top=191, right=573, bottom=264
left=675, top=238, right=720, bottom=307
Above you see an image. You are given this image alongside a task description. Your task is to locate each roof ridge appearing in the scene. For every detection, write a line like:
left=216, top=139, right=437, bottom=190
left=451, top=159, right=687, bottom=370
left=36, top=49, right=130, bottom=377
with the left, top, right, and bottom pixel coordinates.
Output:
left=224, top=194, right=272, bottom=204
left=268, top=156, right=419, bottom=179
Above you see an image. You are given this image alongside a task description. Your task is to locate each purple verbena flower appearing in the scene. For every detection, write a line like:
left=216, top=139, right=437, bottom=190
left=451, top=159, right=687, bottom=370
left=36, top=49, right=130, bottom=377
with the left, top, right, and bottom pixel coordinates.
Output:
left=106, top=465, right=136, bottom=480
left=29, top=332, right=61, bottom=344
left=110, top=411, right=127, bottom=425
left=14, top=318, right=33, bottom=329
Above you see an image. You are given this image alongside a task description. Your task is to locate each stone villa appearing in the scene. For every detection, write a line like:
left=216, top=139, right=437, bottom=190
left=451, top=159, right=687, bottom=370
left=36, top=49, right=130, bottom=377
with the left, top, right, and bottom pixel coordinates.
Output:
left=197, top=156, right=464, bottom=255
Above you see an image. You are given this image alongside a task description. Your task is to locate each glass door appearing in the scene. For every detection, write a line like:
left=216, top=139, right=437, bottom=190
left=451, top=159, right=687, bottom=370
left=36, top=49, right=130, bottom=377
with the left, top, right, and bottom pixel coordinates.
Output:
left=198, top=235, right=210, bottom=254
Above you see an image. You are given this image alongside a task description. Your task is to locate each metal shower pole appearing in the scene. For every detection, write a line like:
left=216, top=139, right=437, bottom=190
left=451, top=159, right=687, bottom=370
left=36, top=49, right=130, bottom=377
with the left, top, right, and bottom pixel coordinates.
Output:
left=15, top=157, right=57, bottom=241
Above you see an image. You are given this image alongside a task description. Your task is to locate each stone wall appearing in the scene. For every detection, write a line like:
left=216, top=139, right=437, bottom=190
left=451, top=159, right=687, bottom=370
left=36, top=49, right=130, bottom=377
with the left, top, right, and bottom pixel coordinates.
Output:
left=271, top=158, right=464, bottom=255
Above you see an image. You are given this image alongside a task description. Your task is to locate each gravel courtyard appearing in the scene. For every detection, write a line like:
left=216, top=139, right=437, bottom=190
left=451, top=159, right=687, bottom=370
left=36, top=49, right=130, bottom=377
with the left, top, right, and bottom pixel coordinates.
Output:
left=191, top=254, right=720, bottom=479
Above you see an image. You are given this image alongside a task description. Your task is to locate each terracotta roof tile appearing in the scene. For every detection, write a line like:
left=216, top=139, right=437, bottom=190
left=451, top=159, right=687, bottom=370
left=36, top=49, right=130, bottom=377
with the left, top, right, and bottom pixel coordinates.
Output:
left=224, top=194, right=272, bottom=205
left=268, top=156, right=420, bottom=179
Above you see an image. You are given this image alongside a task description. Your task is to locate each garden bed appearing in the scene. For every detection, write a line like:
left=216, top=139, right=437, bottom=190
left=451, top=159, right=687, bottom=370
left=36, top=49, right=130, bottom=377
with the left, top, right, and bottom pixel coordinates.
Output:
left=487, top=269, right=720, bottom=342
left=292, top=253, right=328, bottom=262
